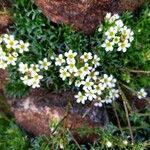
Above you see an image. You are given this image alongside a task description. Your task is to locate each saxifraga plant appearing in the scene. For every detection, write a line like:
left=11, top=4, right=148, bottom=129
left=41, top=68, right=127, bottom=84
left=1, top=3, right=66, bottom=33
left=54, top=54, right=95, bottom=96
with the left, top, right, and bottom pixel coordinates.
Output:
left=0, top=0, right=150, bottom=149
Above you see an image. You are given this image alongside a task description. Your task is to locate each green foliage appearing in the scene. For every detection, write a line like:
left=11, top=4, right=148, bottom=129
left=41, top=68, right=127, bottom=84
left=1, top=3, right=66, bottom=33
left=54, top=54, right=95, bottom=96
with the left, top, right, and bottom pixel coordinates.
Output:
left=4, top=66, right=29, bottom=98
left=28, top=118, right=149, bottom=150
left=129, top=108, right=150, bottom=142
left=11, top=0, right=88, bottom=53
left=0, top=107, right=149, bottom=150
left=6, top=0, right=149, bottom=98
left=0, top=114, right=29, bottom=150
left=5, top=0, right=89, bottom=96
left=91, top=2, right=150, bottom=89
left=122, top=3, right=150, bottom=89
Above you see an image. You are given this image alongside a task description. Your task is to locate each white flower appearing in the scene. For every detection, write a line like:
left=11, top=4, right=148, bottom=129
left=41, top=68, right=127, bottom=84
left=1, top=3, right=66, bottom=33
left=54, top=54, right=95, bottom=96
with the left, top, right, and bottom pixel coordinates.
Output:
left=93, top=84, right=102, bottom=95
left=123, top=140, right=128, bottom=145
left=82, top=63, right=92, bottom=75
left=39, top=58, right=51, bottom=70
left=113, top=36, right=120, bottom=44
left=85, top=89, right=97, bottom=101
left=31, top=80, right=41, bottom=88
left=59, top=142, right=64, bottom=150
left=31, top=73, right=43, bottom=88
left=102, top=39, right=114, bottom=52
left=65, top=50, right=77, bottom=64
left=82, top=78, right=94, bottom=91
left=129, top=36, right=134, bottom=43
left=3, top=34, right=9, bottom=40
left=112, top=14, right=120, bottom=21
left=25, top=66, right=39, bottom=78
left=17, top=40, right=29, bottom=53
left=109, top=89, right=119, bottom=100
left=6, top=54, right=17, bottom=65
left=92, top=55, right=100, bottom=68
left=30, top=64, right=40, bottom=73
left=106, top=141, right=112, bottom=148
left=0, top=60, right=7, bottom=69
left=101, top=74, right=116, bottom=88
left=20, top=75, right=28, bottom=82
left=76, top=64, right=91, bottom=79
left=115, top=19, right=124, bottom=28
left=121, top=27, right=131, bottom=39
left=22, top=75, right=42, bottom=88
left=109, top=76, right=116, bottom=88
left=87, top=70, right=99, bottom=81
left=29, top=70, right=38, bottom=78
left=50, top=56, right=55, bottom=60
left=137, top=88, right=147, bottom=99
left=138, top=29, right=141, bottom=33
left=105, top=13, right=111, bottom=21
left=67, top=57, right=76, bottom=65
left=21, top=75, right=31, bottom=86
left=105, top=13, right=119, bottom=23
left=66, top=63, right=78, bottom=73
left=55, top=54, right=65, bottom=66
left=120, top=26, right=129, bottom=33
left=117, top=41, right=131, bottom=52
left=94, top=102, right=102, bottom=107
left=18, top=62, right=29, bottom=74
left=105, top=27, right=117, bottom=39
left=0, top=49, right=7, bottom=61
left=102, top=14, right=134, bottom=54
left=74, top=68, right=85, bottom=79
left=69, top=79, right=74, bottom=85
left=65, top=50, right=77, bottom=58
left=4, top=35, right=18, bottom=49
left=80, top=52, right=93, bottom=62
left=22, top=73, right=43, bottom=88
left=59, top=67, right=70, bottom=80
left=104, top=97, right=113, bottom=104
left=98, top=82, right=105, bottom=91
left=12, top=52, right=19, bottom=58
left=129, top=31, right=134, bottom=42
left=98, top=25, right=103, bottom=32
left=75, top=80, right=82, bottom=87
left=75, top=92, right=87, bottom=104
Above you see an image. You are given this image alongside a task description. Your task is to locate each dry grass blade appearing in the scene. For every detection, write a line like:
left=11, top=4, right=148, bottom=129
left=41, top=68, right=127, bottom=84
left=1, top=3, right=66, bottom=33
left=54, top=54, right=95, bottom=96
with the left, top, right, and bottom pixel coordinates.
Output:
left=112, top=101, right=123, bottom=135
left=120, top=68, right=150, bottom=75
left=67, top=129, right=82, bottom=150
left=118, top=85, right=134, bottom=143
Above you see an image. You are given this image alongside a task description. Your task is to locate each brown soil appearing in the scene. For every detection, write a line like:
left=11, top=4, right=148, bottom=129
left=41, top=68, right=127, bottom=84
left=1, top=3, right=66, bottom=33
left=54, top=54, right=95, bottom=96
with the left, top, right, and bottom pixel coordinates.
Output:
left=0, top=14, right=12, bottom=34
left=0, top=0, right=12, bottom=33
left=0, top=69, right=7, bottom=90
left=0, top=0, right=11, bottom=9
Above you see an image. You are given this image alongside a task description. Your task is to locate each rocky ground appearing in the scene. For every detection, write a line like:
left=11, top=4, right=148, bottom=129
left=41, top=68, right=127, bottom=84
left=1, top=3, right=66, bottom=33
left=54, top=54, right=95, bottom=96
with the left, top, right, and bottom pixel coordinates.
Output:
left=35, top=0, right=145, bottom=34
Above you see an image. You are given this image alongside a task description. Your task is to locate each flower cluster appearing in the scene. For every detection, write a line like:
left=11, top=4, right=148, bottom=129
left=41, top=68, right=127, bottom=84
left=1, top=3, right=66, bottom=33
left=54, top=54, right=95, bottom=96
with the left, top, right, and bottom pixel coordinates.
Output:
left=55, top=50, right=119, bottom=106
left=100, top=13, right=134, bottom=52
left=0, top=34, right=29, bottom=69
left=19, top=58, right=51, bottom=88
left=137, top=88, right=147, bottom=99
left=106, top=139, right=128, bottom=148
